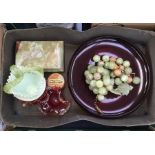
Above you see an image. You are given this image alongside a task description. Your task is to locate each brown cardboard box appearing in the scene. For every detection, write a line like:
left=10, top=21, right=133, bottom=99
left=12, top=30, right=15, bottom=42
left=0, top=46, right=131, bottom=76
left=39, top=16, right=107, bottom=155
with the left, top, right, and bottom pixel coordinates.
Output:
left=0, top=24, right=5, bottom=72
left=0, top=24, right=6, bottom=130
left=92, top=23, right=155, bottom=31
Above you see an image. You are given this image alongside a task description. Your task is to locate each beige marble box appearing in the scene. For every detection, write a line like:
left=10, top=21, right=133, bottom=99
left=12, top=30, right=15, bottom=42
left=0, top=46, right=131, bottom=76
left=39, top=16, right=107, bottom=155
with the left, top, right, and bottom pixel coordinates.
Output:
left=16, top=41, right=64, bottom=72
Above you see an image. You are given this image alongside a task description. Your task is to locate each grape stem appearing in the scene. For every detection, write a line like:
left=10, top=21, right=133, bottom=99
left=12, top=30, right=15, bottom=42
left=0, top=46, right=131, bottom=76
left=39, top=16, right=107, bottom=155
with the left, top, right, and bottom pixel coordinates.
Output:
left=94, top=103, right=102, bottom=114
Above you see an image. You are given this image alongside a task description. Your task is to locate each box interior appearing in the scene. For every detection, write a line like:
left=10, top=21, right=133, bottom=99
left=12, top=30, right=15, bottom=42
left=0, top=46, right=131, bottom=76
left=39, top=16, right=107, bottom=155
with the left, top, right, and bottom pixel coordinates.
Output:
left=1, top=26, right=155, bottom=128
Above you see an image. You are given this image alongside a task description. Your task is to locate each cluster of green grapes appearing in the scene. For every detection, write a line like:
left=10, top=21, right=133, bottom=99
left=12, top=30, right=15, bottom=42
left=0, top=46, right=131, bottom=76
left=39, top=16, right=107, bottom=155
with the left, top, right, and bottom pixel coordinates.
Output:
left=84, top=54, right=141, bottom=102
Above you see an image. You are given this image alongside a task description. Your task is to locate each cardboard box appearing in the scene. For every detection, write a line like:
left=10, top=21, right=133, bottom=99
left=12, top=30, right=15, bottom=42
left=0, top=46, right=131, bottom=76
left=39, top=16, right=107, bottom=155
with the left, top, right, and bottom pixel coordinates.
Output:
left=0, top=24, right=6, bottom=130
left=0, top=25, right=155, bottom=128
left=92, top=23, right=155, bottom=31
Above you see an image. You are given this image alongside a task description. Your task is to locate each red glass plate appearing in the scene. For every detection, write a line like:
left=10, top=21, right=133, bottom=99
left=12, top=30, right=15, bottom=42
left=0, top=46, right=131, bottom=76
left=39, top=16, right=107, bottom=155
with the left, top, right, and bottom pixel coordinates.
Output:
left=68, top=37, right=150, bottom=118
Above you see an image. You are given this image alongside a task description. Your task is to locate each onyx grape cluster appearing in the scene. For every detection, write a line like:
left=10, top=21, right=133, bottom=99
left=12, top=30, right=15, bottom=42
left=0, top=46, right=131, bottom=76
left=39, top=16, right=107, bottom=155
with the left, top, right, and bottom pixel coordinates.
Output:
left=84, top=55, right=141, bottom=102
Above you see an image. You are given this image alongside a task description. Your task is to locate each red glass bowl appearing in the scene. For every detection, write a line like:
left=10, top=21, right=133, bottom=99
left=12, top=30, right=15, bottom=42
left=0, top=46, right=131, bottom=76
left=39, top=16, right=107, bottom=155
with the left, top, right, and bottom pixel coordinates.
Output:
left=68, top=37, right=150, bottom=118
